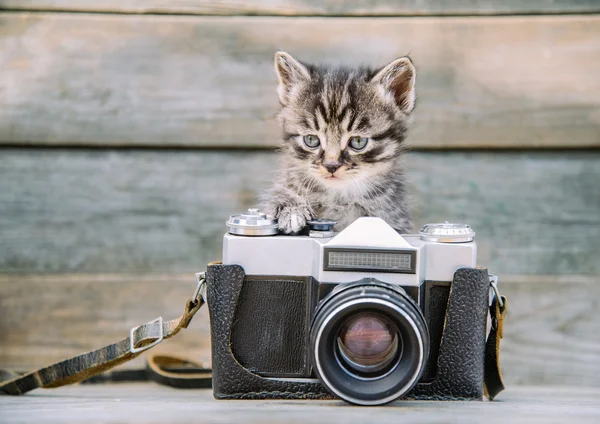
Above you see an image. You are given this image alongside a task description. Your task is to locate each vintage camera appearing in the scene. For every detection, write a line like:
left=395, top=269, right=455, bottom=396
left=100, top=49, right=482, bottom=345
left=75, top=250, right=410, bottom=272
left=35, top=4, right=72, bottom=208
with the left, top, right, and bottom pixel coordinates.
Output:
left=205, top=209, right=496, bottom=405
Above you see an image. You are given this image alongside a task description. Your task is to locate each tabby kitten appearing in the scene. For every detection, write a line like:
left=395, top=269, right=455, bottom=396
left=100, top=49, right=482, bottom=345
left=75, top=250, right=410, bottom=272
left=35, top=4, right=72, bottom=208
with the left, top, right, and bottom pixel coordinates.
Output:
left=261, top=51, right=416, bottom=234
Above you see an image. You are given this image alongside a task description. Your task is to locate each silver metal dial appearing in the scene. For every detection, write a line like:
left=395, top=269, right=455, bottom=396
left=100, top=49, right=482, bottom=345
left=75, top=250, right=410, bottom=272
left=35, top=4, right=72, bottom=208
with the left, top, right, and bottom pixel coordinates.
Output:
left=307, top=218, right=337, bottom=238
left=419, top=222, right=475, bottom=243
left=226, top=208, right=279, bottom=236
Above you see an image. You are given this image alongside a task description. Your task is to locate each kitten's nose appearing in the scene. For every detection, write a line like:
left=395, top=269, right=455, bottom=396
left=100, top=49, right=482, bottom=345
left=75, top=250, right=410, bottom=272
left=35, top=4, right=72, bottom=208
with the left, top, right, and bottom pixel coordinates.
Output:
left=324, top=162, right=342, bottom=174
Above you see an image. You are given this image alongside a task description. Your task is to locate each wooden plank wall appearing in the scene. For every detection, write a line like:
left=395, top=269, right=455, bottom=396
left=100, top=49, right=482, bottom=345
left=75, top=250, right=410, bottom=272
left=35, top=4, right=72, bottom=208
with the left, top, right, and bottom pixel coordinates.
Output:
left=1, top=1, right=599, bottom=388
left=1, top=149, right=599, bottom=386
left=1, top=150, right=599, bottom=276
left=2, top=1, right=600, bottom=15
left=1, top=274, right=599, bottom=388
left=0, top=13, right=599, bottom=148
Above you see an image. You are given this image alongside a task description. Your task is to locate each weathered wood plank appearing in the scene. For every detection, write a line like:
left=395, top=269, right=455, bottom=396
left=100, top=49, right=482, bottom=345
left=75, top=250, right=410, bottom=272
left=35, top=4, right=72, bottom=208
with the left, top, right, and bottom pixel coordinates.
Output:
left=499, top=275, right=600, bottom=387
left=1, top=274, right=599, bottom=388
left=0, top=274, right=211, bottom=373
left=1, top=149, right=599, bottom=275
left=2, top=385, right=600, bottom=424
left=1, top=14, right=599, bottom=149
left=2, top=0, right=599, bottom=16
left=3, top=386, right=600, bottom=424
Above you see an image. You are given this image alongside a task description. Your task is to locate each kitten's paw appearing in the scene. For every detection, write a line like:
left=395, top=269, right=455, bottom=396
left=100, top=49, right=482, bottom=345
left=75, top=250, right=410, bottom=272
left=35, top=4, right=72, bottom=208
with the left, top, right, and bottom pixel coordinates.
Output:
left=277, top=205, right=312, bottom=234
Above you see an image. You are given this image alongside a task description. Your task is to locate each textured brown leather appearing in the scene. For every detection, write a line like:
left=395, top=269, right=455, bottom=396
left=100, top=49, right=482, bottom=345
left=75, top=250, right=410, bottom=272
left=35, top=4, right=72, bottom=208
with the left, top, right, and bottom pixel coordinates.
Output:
left=484, top=295, right=508, bottom=400
left=0, top=297, right=203, bottom=395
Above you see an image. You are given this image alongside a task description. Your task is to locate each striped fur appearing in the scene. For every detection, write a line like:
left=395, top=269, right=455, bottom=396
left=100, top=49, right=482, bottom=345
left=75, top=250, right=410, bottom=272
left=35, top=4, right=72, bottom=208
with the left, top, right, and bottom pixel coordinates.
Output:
left=261, top=52, right=416, bottom=234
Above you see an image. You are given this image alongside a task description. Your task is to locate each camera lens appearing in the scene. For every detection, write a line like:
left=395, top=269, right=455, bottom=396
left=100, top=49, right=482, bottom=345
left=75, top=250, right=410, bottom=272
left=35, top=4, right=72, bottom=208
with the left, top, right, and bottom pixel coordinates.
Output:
left=310, top=281, right=429, bottom=406
left=336, top=313, right=400, bottom=376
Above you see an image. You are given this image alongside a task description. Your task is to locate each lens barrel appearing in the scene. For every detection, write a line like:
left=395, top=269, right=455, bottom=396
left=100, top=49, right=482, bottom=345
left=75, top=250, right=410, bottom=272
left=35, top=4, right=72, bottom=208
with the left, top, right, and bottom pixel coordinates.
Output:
left=310, top=281, right=429, bottom=405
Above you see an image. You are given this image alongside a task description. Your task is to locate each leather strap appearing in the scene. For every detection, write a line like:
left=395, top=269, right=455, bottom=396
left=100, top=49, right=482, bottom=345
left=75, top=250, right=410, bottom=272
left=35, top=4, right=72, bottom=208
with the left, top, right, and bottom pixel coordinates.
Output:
left=146, top=355, right=212, bottom=389
left=484, top=295, right=508, bottom=400
left=0, top=296, right=204, bottom=396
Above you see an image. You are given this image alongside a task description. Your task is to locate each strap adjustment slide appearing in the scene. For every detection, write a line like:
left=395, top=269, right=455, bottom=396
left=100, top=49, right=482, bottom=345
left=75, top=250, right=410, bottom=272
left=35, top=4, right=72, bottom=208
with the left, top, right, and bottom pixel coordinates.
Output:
left=193, top=272, right=207, bottom=305
left=489, top=274, right=504, bottom=308
left=130, top=316, right=164, bottom=354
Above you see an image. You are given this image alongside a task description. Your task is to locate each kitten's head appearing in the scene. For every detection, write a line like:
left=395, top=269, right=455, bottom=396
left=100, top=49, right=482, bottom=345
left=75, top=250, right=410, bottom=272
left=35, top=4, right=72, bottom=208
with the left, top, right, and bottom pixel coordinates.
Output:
left=274, top=51, right=416, bottom=192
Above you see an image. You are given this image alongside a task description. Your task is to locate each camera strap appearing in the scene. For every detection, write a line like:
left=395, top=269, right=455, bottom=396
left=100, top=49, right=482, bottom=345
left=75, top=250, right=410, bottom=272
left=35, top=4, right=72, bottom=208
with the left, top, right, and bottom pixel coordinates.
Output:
left=484, top=294, right=508, bottom=400
left=0, top=274, right=208, bottom=396
left=0, top=273, right=508, bottom=401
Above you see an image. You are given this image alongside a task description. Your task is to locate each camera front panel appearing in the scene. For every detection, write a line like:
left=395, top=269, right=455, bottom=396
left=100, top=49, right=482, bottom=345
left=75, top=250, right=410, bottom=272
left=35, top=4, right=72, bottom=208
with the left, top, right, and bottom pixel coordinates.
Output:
left=230, top=275, right=318, bottom=378
left=228, top=275, right=451, bottom=383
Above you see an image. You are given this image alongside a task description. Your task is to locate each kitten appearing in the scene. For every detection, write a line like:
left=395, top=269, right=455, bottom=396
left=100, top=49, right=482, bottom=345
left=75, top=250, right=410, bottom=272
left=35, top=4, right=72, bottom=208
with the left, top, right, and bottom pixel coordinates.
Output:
left=261, top=51, right=416, bottom=234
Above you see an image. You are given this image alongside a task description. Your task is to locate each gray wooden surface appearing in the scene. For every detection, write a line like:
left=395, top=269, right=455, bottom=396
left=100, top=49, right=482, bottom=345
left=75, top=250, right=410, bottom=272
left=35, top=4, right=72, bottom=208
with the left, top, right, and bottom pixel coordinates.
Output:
left=1, top=14, right=599, bottom=149
left=1, top=275, right=599, bottom=387
left=1, top=150, right=599, bottom=275
left=1, top=384, right=599, bottom=424
left=2, top=0, right=600, bottom=15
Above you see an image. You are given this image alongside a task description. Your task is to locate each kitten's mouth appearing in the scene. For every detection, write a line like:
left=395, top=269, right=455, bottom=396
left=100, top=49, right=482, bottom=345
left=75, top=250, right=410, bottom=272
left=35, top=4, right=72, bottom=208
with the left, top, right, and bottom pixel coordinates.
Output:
left=318, top=168, right=347, bottom=183
left=323, top=173, right=347, bottom=183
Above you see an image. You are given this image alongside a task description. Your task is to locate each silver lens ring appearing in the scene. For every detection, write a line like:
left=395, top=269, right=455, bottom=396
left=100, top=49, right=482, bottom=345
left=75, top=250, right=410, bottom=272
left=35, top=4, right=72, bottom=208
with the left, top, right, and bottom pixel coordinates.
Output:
left=310, top=284, right=428, bottom=406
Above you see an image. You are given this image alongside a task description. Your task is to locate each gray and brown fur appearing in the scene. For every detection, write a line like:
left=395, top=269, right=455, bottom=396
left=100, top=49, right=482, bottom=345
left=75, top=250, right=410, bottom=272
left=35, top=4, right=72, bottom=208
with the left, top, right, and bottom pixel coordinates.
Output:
left=261, top=51, right=416, bottom=233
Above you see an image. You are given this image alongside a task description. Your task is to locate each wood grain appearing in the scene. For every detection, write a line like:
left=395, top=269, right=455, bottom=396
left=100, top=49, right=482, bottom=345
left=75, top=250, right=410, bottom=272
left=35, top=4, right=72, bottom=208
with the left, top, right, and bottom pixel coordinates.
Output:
left=1, top=0, right=599, bottom=16
left=0, top=274, right=212, bottom=373
left=2, top=385, right=600, bottom=424
left=1, top=274, right=599, bottom=388
left=500, top=275, right=600, bottom=387
left=0, top=14, right=599, bottom=149
left=1, top=149, right=599, bottom=276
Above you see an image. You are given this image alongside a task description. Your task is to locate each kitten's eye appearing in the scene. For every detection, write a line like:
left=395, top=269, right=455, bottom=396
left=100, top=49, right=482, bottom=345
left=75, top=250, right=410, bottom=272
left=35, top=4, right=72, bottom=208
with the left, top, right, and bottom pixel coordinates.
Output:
left=348, top=136, right=369, bottom=151
left=303, top=135, right=320, bottom=149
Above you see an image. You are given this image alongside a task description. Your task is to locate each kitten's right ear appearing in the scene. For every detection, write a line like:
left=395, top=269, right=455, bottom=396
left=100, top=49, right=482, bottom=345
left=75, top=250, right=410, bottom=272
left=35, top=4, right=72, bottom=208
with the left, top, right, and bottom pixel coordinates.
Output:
left=274, top=51, right=310, bottom=105
left=371, top=56, right=416, bottom=114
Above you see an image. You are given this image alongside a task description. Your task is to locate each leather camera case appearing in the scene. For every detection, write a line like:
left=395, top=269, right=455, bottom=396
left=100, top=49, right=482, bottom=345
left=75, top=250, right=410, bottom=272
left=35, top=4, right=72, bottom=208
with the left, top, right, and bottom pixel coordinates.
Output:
left=206, top=264, right=490, bottom=401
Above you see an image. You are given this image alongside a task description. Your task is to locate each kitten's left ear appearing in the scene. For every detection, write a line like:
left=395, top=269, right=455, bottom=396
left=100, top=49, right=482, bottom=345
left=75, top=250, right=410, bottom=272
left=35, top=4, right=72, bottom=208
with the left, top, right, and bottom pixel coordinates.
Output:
left=371, top=57, right=416, bottom=114
left=274, top=51, right=311, bottom=105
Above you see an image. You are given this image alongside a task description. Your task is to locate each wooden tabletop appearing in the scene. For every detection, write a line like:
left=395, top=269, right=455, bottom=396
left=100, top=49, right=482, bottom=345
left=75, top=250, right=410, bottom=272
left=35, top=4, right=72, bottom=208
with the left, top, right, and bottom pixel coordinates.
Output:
left=1, top=384, right=599, bottom=424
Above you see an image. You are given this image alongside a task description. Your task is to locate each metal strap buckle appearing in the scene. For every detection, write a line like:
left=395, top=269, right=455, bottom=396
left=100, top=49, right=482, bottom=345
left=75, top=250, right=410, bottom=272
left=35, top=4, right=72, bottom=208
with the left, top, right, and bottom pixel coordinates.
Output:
left=489, top=275, right=504, bottom=308
left=130, top=316, right=164, bottom=354
left=193, top=272, right=207, bottom=305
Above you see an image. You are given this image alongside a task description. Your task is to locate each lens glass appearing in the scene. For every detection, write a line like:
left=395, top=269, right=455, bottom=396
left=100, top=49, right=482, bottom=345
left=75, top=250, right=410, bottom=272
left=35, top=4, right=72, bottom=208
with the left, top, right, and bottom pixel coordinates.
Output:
left=336, top=312, right=400, bottom=376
